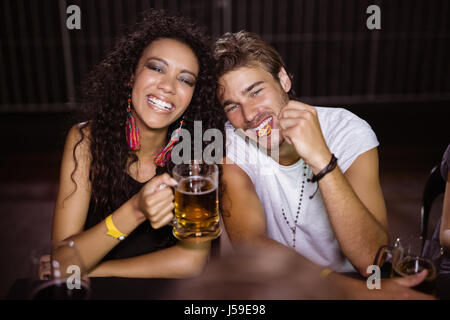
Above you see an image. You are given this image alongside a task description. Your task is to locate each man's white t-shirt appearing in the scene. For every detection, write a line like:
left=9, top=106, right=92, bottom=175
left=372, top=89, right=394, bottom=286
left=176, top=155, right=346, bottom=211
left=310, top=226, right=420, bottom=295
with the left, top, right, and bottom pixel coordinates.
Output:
left=225, top=107, right=379, bottom=272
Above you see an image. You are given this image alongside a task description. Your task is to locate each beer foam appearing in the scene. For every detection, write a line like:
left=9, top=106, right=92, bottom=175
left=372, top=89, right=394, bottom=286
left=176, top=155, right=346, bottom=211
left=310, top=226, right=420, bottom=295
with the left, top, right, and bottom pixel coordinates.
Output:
left=175, top=176, right=217, bottom=195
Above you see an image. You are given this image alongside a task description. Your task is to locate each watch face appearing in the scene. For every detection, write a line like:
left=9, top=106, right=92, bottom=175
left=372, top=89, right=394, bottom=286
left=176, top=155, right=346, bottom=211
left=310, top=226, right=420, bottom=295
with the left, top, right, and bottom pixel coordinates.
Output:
left=119, top=236, right=125, bottom=241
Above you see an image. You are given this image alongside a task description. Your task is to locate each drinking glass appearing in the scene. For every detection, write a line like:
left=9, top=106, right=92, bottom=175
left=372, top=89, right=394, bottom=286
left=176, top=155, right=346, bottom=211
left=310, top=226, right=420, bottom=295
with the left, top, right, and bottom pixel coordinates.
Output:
left=29, top=240, right=91, bottom=300
left=171, top=161, right=221, bottom=242
left=375, top=236, right=444, bottom=294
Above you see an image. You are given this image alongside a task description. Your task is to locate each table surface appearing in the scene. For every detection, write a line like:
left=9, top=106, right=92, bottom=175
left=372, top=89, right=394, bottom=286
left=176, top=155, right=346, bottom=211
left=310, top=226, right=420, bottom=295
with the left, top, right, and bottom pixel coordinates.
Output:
left=5, top=273, right=450, bottom=300
left=5, top=277, right=181, bottom=300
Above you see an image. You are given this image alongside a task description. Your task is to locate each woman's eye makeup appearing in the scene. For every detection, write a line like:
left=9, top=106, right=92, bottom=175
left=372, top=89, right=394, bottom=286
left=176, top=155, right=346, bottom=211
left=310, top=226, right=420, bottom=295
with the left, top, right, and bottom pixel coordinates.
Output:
left=179, top=76, right=195, bottom=87
left=147, top=63, right=164, bottom=73
left=144, top=59, right=197, bottom=87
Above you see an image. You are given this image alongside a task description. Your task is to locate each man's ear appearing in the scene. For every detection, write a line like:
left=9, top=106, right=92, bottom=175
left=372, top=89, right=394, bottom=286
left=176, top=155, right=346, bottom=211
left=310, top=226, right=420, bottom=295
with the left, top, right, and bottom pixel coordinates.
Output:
left=278, top=67, right=291, bottom=93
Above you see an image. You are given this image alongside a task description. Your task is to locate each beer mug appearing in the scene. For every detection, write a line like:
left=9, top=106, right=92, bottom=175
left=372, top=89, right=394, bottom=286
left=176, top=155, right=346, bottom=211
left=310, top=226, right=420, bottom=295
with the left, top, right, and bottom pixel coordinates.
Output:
left=374, top=236, right=444, bottom=294
left=171, top=161, right=221, bottom=242
left=29, top=241, right=91, bottom=300
left=373, top=238, right=405, bottom=278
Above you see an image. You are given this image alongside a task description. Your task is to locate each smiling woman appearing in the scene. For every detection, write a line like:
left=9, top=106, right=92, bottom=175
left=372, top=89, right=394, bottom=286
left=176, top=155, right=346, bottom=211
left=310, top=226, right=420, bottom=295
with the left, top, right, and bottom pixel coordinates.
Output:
left=130, top=38, right=199, bottom=131
left=50, top=9, right=226, bottom=279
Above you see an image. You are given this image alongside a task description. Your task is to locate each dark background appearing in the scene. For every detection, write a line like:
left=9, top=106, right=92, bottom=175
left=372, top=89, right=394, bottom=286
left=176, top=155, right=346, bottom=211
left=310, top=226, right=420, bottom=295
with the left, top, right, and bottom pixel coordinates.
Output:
left=1, top=0, right=449, bottom=298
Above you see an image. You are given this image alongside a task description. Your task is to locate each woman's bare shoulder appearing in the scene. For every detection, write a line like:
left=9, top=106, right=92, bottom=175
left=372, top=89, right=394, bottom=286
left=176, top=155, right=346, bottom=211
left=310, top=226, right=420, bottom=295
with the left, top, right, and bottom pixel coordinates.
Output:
left=69, top=121, right=91, bottom=139
left=64, top=122, right=92, bottom=162
left=67, top=122, right=91, bottom=146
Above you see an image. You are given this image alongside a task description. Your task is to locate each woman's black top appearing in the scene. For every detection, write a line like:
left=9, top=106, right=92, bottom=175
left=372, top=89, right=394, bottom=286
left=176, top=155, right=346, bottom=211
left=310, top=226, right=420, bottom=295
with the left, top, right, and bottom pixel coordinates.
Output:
left=83, top=175, right=177, bottom=262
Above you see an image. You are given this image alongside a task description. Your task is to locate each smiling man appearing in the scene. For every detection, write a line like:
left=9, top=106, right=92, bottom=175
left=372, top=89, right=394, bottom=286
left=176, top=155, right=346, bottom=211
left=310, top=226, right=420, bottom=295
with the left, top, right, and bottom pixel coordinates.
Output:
left=215, top=31, right=388, bottom=276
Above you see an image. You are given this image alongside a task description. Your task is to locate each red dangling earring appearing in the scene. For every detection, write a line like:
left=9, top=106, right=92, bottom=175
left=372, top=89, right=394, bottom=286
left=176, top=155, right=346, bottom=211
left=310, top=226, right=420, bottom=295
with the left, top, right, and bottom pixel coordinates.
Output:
left=125, top=94, right=140, bottom=151
left=154, top=119, right=184, bottom=167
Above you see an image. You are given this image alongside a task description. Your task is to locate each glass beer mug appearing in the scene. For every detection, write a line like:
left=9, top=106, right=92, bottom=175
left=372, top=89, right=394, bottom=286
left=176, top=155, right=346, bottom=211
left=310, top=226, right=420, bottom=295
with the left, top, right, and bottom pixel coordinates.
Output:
left=29, top=240, right=91, bottom=300
left=374, top=236, right=443, bottom=295
left=171, top=161, right=221, bottom=242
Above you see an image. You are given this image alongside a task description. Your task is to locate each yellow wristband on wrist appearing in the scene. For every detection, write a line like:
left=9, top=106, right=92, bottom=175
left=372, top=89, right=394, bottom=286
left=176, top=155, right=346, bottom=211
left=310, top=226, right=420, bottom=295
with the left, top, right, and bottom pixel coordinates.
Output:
left=105, top=214, right=128, bottom=241
left=320, top=268, right=334, bottom=279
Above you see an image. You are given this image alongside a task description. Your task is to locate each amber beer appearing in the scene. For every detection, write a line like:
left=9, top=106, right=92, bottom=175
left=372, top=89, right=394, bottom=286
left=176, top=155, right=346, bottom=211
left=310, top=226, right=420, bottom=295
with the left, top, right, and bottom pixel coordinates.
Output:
left=172, top=163, right=220, bottom=242
left=393, top=256, right=437, bottom=294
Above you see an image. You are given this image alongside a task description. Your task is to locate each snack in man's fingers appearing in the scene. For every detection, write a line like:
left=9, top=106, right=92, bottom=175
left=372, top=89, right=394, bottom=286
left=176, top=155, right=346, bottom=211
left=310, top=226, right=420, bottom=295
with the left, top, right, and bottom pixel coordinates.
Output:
left=257, top=124, right=272, bottom=137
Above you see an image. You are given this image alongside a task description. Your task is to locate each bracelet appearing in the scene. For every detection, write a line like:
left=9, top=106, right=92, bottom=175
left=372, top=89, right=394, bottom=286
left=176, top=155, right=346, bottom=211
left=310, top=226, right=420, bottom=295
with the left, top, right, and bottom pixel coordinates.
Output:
left=307, top=154, right=338, bottom=199
left=308, top=154, right=338, bottom=183
left=320, top=268, right=334, bottom=279
left=105, top=214, right=128, bottom=241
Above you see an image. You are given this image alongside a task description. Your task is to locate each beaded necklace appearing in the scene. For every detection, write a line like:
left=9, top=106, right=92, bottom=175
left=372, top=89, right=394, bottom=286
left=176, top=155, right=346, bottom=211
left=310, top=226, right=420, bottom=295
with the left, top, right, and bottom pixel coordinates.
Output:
left=281, top=163, right=308, bottom=249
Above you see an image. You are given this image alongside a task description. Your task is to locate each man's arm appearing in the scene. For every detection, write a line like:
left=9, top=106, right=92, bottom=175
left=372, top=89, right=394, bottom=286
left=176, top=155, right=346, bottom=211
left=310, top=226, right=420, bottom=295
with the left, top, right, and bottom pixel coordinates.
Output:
left=221, top=159, right=293, bottom=252
left=279, top=102, right=388, bottom=276
left=221, top=158, right=430, bottom=299
left=317, top=148, right=388, bottom=276
left=89, top=241, right=210, bottom=278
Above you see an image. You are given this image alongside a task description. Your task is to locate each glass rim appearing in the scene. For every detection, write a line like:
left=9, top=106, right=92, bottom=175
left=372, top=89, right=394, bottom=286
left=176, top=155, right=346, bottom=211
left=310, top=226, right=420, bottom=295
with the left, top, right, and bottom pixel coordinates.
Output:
left=172, top=161, right=218, bottom=178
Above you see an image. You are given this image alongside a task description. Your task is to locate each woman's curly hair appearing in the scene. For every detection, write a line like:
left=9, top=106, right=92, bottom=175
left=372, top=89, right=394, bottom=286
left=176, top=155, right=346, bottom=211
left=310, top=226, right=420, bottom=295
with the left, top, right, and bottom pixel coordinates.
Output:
left=72, top=9, right=226, bottom=222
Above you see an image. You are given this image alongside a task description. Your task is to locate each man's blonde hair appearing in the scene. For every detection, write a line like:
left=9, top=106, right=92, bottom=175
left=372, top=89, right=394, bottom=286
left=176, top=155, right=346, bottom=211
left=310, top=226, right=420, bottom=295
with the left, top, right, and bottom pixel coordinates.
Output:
left=214, top=30, right=295, bottom=98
